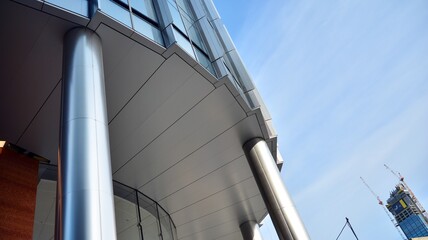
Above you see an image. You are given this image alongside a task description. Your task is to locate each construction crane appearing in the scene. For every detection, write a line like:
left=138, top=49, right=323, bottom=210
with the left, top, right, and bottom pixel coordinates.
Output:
left=384, top=164, right=428, bottom=220
left=360, top=177, right=407, bottom=240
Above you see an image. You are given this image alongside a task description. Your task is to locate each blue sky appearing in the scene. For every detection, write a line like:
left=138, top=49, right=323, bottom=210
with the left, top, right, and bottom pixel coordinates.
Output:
left=213, top=0, right=428, bottom=239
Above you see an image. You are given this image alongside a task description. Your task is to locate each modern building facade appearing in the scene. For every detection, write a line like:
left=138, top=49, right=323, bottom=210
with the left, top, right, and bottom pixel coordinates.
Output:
left=0, top=0, right=309, bottom=239
left=387, top=183, right=428, bottom=239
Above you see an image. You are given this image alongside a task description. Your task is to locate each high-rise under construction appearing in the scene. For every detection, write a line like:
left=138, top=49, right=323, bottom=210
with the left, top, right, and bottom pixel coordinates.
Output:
left=387, top=182, right=428, bottom=239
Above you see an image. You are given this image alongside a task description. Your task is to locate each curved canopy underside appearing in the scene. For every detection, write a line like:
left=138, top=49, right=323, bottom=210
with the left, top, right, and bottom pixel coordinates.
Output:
left=0, top=1, right=277, bottom=239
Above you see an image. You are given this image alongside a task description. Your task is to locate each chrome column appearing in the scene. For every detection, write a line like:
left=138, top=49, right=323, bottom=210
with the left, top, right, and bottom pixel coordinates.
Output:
left=57, top=28, right=117, bottom=240
left=243, top=138, right=309, bottom=240
left=240, top=221, right=264, bottom=240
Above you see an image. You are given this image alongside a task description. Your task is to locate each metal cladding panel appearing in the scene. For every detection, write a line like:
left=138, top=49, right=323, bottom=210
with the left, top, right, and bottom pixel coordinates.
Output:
left=0, top=3, right=75, bottom=144
left=159, top=155, right=252, bottom=212
left=215, top=231, right=243, bottom=240
left=97, top=23, right=135, bottom=76
left=96, top=24, right=166, bottom=122
left=0, top=1, right=49, bottom=80
left=170, top=177, right=260, bottom=225
left=179, top=222, right=239, bottom=240
left=17, top=83, right=61, bottom=163
left=139, top=115, right=262, bottom=201
left=176, top=197, right=267, bottom=239
left=113, top=85, right=247, bottom=189
left=109, top=54, right=214, bottom=173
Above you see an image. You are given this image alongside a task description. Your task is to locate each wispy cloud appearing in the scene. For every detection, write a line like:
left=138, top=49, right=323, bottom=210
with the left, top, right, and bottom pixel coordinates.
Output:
left=294, top=93, right=428, bottom=203
left=225, top=0, right=428, bottom=239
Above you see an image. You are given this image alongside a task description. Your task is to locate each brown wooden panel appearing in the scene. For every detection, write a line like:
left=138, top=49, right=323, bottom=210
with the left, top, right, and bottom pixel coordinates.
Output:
left=0, top=147, right=39, bottom=240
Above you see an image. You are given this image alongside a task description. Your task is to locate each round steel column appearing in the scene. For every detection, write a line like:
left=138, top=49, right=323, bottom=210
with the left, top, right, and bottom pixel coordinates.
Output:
left=243, top=138, right=309, bottom=240
left=240, top=221, right=264, bottom=240
left=57, top=28, right=117, bottom=240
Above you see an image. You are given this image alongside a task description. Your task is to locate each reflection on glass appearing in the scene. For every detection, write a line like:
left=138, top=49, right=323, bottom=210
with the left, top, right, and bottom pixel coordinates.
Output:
left=113, top=182, right=140, bottom=240
left=129, top=0, right=158, bottom=22
left=34, top=164, right=177, bottom=240
left=224, top=50, right=254, bottom=91
left=180, top=12, right=193, bottom=32
left=167, top=1, right=186, bottom=33
left=138, top=193, right=161, bottom=240
left=115, top=0, right=128, bottom=5
left=158, top=206, right=174, bottom=240
left=195, top=47, right=215, bottom=75
left=176, top=0, right=194, bottom=22
left=102, top=0, right=133, bottom=27
left=115, top=195, right=141, bottom=240
left=45, top=0, right=89, bottom=16
left=133, top=14, right=164, bottom=45
left=33, top=179, right=56, bottom=240
left=174, top=29, right=195, bottom=58
left=188, top=25, right=207, bottom=52
left=171, top=219, right=178, bottom=240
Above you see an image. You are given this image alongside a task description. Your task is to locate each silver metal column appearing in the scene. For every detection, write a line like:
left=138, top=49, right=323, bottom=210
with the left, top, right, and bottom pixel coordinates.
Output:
left=57, top=28, right=117, bottom=240
left=243, top=138, right=310, bottom=240
left=240, top=221, right=264, bottom=240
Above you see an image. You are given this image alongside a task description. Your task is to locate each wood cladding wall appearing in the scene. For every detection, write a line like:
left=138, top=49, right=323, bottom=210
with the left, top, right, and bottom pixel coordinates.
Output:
left=0, top=147, right=39, bottom=239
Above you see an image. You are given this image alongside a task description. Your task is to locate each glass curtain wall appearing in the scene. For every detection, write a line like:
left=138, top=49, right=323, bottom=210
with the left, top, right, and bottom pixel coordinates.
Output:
left=166, top=0, right=215, bottom=75
left=33, top=164, right=177, bottom=240
left=100, top=0, right=164, bottom=45
left=43, top=0, right=216, bottom=76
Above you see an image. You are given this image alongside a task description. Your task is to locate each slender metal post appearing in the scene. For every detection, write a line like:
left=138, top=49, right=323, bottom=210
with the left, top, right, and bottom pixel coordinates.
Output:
left=240, top=221, right=264, bottom=240
left=57, top=28, right=117, bottom=240
left=243, top=138, right=310, bottom=240
left=135, top=190, right=144, bottom=240
left=156, top=204, right=164, bottom=240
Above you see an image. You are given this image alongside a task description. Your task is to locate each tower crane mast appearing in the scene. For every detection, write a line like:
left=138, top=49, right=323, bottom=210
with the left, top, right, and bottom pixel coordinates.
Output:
left=360, top=177, right=407, bottom=240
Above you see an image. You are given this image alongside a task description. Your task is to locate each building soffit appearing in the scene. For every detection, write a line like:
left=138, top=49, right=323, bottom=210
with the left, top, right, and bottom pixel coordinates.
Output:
left=0, top=1, right=280, bottom=239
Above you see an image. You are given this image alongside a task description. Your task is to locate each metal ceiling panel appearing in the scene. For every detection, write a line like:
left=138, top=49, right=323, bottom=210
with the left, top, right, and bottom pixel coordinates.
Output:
left=179, top=222, right=239, bottom=240
left=170, top=177, right=260, bottom=225
left=113, top=85, right=246, bottom=190
left=96, top=23, right=134, bottom=77
left=0, top=1, right=49, bottom=78
left=17, top=82, right=62, bottom=163
left=181, top=222, right=239, bottom=240
left=109, top=54, right=214, bottom=172
left=96, top=24, right=166, bottom=121
left=139, top=115, right=263, bottom=201
left=158, top=155, right=252, bottom=213
left=176, top=198, right=266, bottom=239
left=0, top=4, right=75, bottom=144
left=215, top=231, right=243, bottom=240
